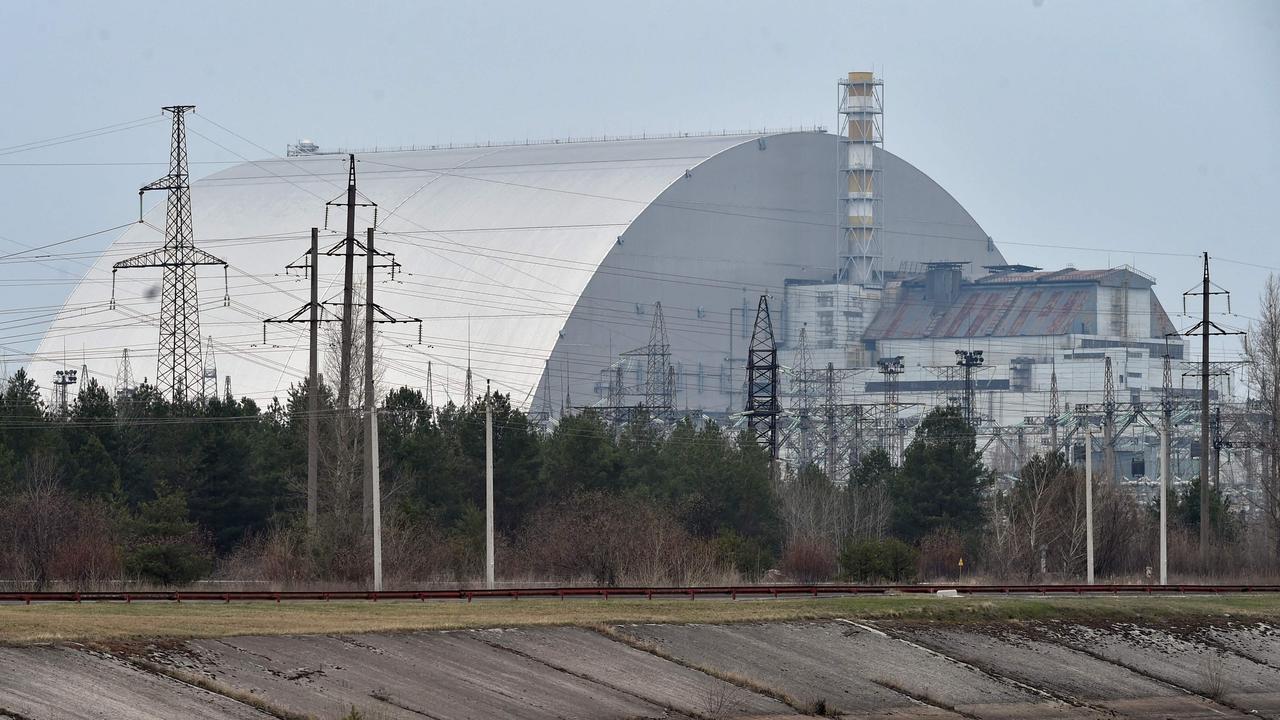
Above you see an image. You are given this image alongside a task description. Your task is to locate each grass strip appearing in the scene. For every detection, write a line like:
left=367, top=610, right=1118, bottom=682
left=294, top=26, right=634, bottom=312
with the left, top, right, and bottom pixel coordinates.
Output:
left=2, top=594, right=1278, bottom=646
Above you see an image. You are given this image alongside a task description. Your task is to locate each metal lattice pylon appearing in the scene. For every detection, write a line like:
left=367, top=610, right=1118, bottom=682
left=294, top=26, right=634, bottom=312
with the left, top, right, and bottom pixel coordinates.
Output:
left=1048, top=358, right=1060, bottom=452
left=115, top=348, right=135, bottom=400
left=642, top=302, right=674, bottom=420
left=1103, top=355, right=1116, bottom=481
left=788, top=326, right=818, bottom=467
left=112, top=106, right=227, bottom=403
left=744, top=295, right=779, bottom=460
left=201, top=335, right=218, bottom=402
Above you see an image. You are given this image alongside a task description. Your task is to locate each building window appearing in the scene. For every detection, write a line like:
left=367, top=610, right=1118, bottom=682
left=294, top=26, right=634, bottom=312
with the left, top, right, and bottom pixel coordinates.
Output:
left=817, top=292, right=834, bottom=308
left=818, top=311, right=835, bottom=336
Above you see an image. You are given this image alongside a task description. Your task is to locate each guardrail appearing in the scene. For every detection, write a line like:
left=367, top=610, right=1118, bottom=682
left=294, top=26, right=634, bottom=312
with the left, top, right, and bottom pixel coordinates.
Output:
left=2, top=583, right=1278, bottom=605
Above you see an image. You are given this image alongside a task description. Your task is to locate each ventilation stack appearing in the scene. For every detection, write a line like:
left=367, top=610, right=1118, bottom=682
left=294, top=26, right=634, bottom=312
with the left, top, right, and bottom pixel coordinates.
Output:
left=837, top=71, right=884, bottom=286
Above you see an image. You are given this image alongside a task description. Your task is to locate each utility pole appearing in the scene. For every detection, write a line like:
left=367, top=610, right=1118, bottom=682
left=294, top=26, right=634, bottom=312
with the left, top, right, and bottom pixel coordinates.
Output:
left=425, top=360, right=434, bottom=409
left=1211, top=406, right=1223, bottom=492
left=485, top=379, right=495, bottom=589
left=825, top=363, right=838, bottom=485
left=878, top=355, right=904, bottom=465
left=201, top=336, right=218, bottom=402
left=1085, top=428, right=1095, bottom=584
left=1181, top=253, right=1243, bottom=562
left=464, top=318, right=473, bottom=408
left=116, top=348, right=135, bottom=401
left=538, top=359, right=553, bottom=431
left=307, top=229, right=319, bottom=529
left=744, top=295, right=779, bottom=471
left=955, top=349, right=984, bottom=427
left=1103, top=356, right=1116, bottom=483
left=643, top=302, right=674, bottom=423
left=791, top=326, right=816, bottom=467
left=1200, top=253, right=1210, bottom=558
left=365, top=227, right=382, bottom=592
left=111, top=106, right=228, bottom=404
left=1160, top=352, right=1173, bottom=585
left=265, top=228, right=328, bottom=531
left=1159, top=422, right=1169, bottom=585
left=53, top=369, right=77, bottom=417
left=1048, top=360, right=1060, bottom=454
left=338, top=155, right=358, bottom=412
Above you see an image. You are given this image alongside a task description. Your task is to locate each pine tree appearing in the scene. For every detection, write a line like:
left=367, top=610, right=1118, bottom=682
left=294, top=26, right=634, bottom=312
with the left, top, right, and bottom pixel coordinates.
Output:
left=891, top=406, right=990, bottom=543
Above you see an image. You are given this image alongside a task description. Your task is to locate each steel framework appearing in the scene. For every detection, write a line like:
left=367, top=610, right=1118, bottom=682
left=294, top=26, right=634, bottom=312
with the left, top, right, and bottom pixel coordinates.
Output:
left=836, top=72, right=884, bottom=285
left=744, top=295, right=779, bottom=461
left=112, top=106, right=228, bottom=403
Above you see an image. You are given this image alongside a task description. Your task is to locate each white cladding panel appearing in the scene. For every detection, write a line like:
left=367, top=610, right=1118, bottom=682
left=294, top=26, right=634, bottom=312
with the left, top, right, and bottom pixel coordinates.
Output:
left=34, top=133, right=1006, bottom=412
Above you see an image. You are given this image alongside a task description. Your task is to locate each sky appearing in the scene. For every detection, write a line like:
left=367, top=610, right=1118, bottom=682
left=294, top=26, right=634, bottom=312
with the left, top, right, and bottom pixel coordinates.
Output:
left=2, top=0, right=1277, bottom=381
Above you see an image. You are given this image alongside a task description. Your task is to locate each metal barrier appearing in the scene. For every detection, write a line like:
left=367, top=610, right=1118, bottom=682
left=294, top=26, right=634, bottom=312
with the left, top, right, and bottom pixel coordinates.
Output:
left=2, top=583, right=1278, bottom=605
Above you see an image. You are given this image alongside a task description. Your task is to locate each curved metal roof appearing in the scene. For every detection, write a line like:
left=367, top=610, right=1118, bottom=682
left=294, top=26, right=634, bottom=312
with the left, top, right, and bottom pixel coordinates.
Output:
left=32, top=134, right=771, bottom=402
left=33, top=131, right=1004, bottom=408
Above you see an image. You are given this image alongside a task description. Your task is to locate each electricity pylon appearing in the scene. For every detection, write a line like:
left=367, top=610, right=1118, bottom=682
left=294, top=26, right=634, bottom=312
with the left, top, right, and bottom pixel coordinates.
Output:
left=744, top=295, right=779, bottom=464
left=112, top=106, right=228, bottom=404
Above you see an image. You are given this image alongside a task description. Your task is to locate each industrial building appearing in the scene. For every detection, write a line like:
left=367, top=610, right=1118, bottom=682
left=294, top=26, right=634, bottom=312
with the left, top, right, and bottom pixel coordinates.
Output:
left=32, top=72, right=1192, bottom=483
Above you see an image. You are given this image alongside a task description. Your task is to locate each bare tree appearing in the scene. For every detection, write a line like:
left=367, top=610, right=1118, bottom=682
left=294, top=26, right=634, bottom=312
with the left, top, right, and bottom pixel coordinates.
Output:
left=1245, top=274, right=1280, bottom=561
left=1005, top=453, right=1086, bottom=580
left=845, top=450, right=893, bottom=540
left=320, top=281, right=384, bottom=525
left=776, top=465, right=845, bottom=547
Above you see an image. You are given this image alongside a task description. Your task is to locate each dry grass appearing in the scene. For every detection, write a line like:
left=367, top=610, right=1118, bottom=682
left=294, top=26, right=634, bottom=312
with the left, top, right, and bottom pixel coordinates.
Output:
left=1, top=594, right=1279, bottom=646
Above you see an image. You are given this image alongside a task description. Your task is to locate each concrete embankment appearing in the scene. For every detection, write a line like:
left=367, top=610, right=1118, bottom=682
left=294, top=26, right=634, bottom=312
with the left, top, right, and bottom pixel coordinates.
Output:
left=2, top=617, right=1278, bottom=719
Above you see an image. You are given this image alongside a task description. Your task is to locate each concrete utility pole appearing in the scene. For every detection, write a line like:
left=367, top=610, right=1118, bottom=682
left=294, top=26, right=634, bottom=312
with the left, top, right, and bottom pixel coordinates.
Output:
left=1199, top=252, right=1210, bottom=558
left=1159, top=423, right=1169, bottom=584
left=339, top=155, right=358, bottom=412
left=485, top=379, right=495, bottom=589
left=1178, top=253, right=1243, bottom=564
left=1085, top=429, right=1095, bottom=584
left=307, top=228, right=319, bottom=530
left=365, top=227, right=382, bottom=591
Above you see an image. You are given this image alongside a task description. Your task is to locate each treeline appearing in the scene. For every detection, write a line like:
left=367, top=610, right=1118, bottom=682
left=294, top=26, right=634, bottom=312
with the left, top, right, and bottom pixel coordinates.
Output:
left=0, top=368, right=1267, bottom=589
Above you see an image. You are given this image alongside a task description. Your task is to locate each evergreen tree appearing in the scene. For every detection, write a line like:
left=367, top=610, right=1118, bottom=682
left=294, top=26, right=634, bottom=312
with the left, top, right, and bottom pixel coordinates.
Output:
left=125, top=484, right=212, bottom=585
left=538, top=411, right=619, bottom=497
left=891, top=406, right=990, bottom=543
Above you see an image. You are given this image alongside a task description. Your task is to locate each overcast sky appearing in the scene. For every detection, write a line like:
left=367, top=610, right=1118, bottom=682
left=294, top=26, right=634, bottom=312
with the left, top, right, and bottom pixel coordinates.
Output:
left=2, top=0, right=1277, bottom=374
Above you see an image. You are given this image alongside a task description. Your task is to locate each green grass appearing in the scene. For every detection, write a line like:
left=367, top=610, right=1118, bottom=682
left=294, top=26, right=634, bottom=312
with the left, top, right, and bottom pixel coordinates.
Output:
left=2, top=594, right=1277, bottom=646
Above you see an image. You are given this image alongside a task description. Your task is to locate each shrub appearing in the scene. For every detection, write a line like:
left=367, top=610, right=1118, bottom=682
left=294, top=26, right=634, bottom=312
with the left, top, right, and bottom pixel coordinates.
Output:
left=0, top=479, right=123, bottom=589
left=123, top=487, right=213, bottom=586
left=516, top=491, right=723, bottom=585
left=779, top=538, right=836, bottom=582
left=713, top=529, right=774, bottom=579
left=918, top=528, right=964, bottom=580
left=839, top=538, right=918, bottom=583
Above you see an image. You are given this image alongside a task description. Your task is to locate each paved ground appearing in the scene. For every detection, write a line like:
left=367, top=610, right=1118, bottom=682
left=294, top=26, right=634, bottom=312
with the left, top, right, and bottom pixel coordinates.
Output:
left=2, top=618, right=1278, bottom=719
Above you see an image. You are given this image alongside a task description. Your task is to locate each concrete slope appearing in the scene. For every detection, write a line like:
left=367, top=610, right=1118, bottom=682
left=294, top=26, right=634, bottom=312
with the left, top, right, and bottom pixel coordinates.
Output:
left=168, top=631, right=680, bottom=719
left=472, top=626, right=796, bottom=718
left=5, top=618, right=1280, bottom=720
left=0, top=646, right=272, bottom=720
left=892, top=624, right=1254, bottom=719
